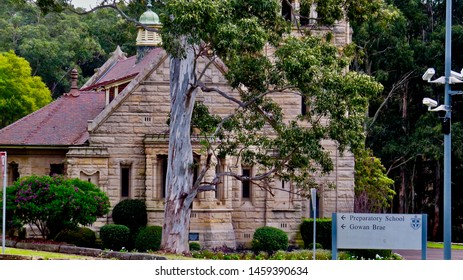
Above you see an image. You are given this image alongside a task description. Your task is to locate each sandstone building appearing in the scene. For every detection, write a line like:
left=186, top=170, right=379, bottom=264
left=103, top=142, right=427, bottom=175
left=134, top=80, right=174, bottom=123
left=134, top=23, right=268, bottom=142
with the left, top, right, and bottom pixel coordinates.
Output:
left=0, top=1, right=354, bottom=248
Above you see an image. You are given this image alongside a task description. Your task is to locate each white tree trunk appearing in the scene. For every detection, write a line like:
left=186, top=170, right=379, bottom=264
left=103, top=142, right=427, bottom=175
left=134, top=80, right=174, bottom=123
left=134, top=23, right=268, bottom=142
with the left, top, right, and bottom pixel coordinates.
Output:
left=161, top=41, right=197, bottom=253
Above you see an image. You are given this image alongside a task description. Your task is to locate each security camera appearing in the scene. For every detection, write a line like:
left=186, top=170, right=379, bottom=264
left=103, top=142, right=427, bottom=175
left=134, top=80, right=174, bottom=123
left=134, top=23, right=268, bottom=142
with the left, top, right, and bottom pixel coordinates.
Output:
left=422, top=68, right=435, bottom=81
left=423, top=97, right=438, bottom=108
left=450, top=70, right=463, bottom=84
left=451, top=70, right=463, bottom=80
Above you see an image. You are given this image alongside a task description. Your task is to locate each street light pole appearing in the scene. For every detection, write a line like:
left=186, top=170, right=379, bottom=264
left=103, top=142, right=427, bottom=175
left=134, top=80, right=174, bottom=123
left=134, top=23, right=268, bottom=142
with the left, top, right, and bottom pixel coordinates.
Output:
left=443, top=0, right=452, bottom=260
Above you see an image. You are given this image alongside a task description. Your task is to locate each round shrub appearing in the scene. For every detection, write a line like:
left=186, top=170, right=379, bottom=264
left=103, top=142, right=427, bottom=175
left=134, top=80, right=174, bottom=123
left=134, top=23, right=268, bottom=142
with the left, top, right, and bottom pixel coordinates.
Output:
left=252, top=226, right=288, bottom=253
left=55, top=227, right=97, bottom=248
left=300, top=218, right=332, bottom=249
left=100, top=224, right=130, bottom=251
left=189, top=242, right=201, bottom=251
left=111, top=199, right=147, bottom=233
left=134, top=225, right=162, bottom=252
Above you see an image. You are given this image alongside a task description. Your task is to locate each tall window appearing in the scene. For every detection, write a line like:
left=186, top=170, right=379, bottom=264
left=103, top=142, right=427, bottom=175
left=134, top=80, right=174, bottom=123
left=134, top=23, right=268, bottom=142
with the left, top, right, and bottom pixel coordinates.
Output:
left=301, top=95, right=307, bottom=115
left=242, top=167, right=251, bottom=199
left=8, top=162, right=20, bottom=185
left=161, top=156, right=168, bottom=198
left=50, top=163, right=65, bottom=176
left=215, top=162, right=222, bottom=200
left=121, top=165, right=131, bottom=198
left=158, top=155, right=199, bottom=199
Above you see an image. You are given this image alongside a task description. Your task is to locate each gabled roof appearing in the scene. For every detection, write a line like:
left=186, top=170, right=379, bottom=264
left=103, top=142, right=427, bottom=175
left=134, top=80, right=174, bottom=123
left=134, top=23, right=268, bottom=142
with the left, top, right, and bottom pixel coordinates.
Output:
left=81, top=47, right=164, bottom=91
left=87, top=47, right=169, bottom=132
left=0, top=46, right=165, bottom=148
left=0, top=45, right=228, bottom=148
left=0, top=92, right=105, bottom=146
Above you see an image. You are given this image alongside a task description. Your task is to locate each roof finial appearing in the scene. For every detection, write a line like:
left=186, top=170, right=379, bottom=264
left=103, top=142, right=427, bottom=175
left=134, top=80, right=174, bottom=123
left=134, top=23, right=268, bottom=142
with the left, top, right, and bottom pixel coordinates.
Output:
left=147, top=0, right=153, bottom=9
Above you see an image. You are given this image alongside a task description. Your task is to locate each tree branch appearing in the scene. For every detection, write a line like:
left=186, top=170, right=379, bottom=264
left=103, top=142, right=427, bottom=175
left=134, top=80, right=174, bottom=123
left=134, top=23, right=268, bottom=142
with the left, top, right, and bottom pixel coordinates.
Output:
left=368, top=71, right=416, bottom=131
left=69, top=1, right=161, bottom=34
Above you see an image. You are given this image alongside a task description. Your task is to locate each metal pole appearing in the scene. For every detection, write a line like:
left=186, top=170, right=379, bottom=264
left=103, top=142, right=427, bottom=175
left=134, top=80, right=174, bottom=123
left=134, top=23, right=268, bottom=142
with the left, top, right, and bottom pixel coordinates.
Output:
left=331, top=213, right=337, bottom=260
left=443, top=0, right=452, bottom=260
left=1, top=152, right=6, bottom=254
left=311, top=188, right=316, bottom=260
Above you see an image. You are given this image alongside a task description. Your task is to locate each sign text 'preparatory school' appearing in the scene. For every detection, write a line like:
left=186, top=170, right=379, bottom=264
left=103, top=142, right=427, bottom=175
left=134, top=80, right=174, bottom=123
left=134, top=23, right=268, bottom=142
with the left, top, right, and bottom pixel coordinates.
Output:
left=336, top=213, right=424, bottom=250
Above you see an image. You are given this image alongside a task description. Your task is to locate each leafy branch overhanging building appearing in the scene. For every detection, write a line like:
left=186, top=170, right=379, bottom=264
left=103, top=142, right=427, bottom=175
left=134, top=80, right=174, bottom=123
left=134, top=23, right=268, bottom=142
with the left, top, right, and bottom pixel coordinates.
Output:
left=0, top=2, right=355, bottom=248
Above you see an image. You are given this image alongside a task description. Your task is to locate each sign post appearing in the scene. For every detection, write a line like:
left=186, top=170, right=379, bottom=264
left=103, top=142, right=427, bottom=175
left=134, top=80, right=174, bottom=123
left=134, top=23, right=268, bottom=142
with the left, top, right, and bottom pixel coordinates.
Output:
left=310, top=188, right=316, bottom=260
left=1, top=151, right=7, bottom=254
left=332, top=213, right=427, bottom=260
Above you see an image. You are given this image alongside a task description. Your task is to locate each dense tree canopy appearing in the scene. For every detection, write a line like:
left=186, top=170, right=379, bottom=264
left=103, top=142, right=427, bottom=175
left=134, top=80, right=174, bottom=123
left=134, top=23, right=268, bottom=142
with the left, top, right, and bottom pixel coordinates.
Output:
left=0, top=0, right=136, bottom=97
left=352, top=0, right=463, bottom=241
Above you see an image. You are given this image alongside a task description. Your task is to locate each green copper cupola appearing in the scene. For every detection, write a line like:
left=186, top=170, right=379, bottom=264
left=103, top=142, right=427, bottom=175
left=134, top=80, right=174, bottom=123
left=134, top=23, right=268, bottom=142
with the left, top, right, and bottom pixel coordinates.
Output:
left=136, top=0, right=162, bottom=61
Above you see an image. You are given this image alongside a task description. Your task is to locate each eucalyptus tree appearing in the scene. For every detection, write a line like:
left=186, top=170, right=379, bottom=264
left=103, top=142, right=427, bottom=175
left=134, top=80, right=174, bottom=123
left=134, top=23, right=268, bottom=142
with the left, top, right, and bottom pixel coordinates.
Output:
left=37, top=0, right=383, bottom=253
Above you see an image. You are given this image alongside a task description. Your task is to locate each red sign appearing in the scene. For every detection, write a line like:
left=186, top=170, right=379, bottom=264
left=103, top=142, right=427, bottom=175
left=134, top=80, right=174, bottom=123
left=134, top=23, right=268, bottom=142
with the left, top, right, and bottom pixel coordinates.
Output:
left=0, top=151, right=6, bottom=178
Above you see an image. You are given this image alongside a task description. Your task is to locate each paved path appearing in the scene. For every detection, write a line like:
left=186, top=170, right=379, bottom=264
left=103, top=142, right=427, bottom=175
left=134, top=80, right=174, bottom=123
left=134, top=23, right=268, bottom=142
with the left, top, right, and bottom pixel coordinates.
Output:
left=395, top=248, right=463, bottom=260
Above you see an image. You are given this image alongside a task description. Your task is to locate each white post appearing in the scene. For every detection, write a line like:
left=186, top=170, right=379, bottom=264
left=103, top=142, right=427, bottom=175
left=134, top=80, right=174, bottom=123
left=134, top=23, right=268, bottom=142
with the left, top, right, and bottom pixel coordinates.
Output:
left=310, top=188, right=316, bottom=260
left=1, top=151, right=7, bottom=254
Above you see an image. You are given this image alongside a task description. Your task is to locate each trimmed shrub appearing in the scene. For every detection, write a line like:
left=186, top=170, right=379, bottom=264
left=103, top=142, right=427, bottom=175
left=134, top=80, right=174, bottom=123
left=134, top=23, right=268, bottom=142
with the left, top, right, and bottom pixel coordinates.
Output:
left=252, top=226, right=288, bottom=253
left=189, top=242, right=201, bottom=251
left=55, top=227, right=97, bottom=248
left=100, top=224, right=130, bottom=251
left=300, top=218, right=332, bottom=249
left=134, top=226, right=162, bottom=252
left=111, top=199, right=147, bottom=234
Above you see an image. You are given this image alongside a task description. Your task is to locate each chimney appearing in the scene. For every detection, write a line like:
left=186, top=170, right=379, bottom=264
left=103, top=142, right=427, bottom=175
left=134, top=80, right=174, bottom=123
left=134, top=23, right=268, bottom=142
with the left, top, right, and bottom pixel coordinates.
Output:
left=67, top=68, right=80, bottom=97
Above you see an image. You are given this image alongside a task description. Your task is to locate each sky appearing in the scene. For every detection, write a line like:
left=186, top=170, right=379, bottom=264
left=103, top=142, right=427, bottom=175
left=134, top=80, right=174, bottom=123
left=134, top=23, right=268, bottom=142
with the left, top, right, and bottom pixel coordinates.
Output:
left=70, top=0, right=102, bottom=9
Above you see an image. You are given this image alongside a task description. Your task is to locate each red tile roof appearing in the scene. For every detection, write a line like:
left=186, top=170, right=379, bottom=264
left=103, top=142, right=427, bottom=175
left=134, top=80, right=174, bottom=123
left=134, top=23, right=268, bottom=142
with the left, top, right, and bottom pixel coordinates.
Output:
left=0, top=47, right=167, bottom=147
left=81, top=47, right=164, bottom=91
left=0, top=92, right=105, bottom=146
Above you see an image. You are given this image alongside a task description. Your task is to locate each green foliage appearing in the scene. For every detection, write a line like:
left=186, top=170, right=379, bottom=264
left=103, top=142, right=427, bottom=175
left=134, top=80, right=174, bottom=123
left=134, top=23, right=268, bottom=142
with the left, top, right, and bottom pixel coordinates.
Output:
left=0, top=2, right=115, bottom=96
left=161, top=0, right=288, bottom=58
left=134, top=225, right=163, bottom=252
left=300, top=218, right=332, bottom=250
left=99, top=224, right=131, bottom=251
left=1, top=186, right=24, bottom=238
left=4, top=175, right=110, bottom=239
left=217, top=35, right=383, bottom=192
left=111, top=199, right=148, bottom=234
left=0, top=51, right=51, bottom=127
left=189, top=241, right=201, bottom=251
left=306, top=0, right=382, bottom=25
left=172, top=101, right=221, bottom=135
left=354, top=149, right=395, bottom=213
left=54, top=227, right=97, bottom=248
left=251, top=226, right=288, bottom=253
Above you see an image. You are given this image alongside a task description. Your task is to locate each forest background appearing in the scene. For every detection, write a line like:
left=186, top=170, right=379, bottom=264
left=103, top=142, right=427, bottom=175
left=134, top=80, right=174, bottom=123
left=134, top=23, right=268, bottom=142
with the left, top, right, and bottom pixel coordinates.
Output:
left=1, top=0, right=463, bottom=243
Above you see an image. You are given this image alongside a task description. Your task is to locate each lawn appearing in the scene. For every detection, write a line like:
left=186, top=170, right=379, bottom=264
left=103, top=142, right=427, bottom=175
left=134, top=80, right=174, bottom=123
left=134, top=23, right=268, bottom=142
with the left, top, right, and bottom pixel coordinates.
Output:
left=427, top=242, right=463, bottom=250
left=2, top=248, right=100, bottom=260
left=3, top=242, right=461, bottom=260
left=1, top=247, right=194, bottom=260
